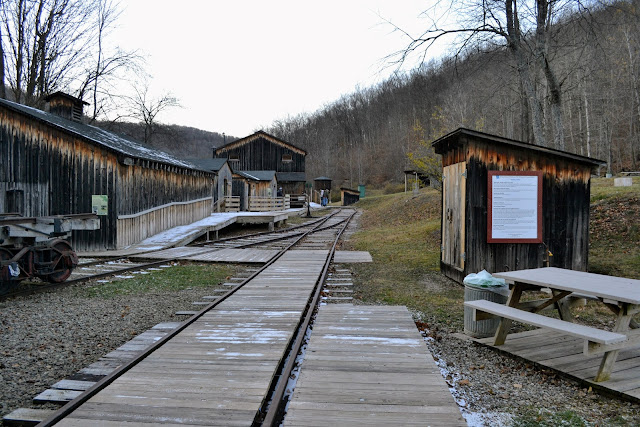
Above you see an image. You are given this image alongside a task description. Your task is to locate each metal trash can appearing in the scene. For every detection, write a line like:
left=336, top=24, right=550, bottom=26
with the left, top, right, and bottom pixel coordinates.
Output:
left=463, top=270, right=508, bottom=338
left=463, top=285, right=508, bottom=338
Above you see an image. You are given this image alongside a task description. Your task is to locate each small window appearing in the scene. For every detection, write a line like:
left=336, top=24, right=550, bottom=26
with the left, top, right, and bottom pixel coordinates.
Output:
left=282, top=154, right=292, bottom=163
left=228, top=154, right=239, bottom=162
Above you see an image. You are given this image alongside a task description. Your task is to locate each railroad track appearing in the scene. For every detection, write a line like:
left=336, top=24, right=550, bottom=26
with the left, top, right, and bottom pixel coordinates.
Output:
left=0, top=210, right=350, bottom=301
left=32, top=207, right=357, bottom=426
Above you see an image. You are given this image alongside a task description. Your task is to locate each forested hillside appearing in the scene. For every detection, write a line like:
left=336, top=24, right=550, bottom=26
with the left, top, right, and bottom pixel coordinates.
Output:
left=95, top=121, right=234, bottom=159
left=266, top=2, right=640, bottom=188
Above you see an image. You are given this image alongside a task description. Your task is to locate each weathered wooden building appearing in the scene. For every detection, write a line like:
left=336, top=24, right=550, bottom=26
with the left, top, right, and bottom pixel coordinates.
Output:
left=214, top=130, right=306, bottom=194
left=341, top=187, right=360, bottom=206
left=0, top=94, right=216, bottom=251
left=433, top=128, right=604, bottom=284
left=186, top=158, right=233, bottom=211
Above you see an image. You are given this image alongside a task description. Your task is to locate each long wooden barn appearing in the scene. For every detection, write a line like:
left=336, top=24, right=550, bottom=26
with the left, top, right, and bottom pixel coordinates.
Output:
left=433, top=128, right=604, bottom=284
left=0, top=93, right=216, bottom=251
left=214, top=130, right=306, bottom=195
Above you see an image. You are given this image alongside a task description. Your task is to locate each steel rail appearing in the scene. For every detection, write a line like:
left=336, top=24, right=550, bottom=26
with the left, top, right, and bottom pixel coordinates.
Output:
left=191, top=210, right=332, bottom=246
left=257, top=208, right=357, bottom=426
left=2, top=211, right=341, bottom=300
left=36, top=209, right=342, bottom=427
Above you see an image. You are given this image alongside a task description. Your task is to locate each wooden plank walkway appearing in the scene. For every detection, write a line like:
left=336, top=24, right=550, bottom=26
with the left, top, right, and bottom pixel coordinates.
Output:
left=473, top=329, right=640, bottom=401
left=80, top=211, right=297, bottom=257
left=54, top=250, right=329, bottom=426
left=186, top=248, right=280, bottom=263
left=284, top=305, right=465, bottom=426
left=333, top=250, right=373, bottom=263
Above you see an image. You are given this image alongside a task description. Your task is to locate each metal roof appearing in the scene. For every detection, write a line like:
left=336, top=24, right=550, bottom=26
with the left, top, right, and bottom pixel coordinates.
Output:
left=0, top=97, right=199, bottom=170
left=185, top=158, right=229, bottom=172
left=432, top=128, right=605, bottom=166
left=236, top=170, right=277, bottom=181
left=277, top=172, right=306, bottom=182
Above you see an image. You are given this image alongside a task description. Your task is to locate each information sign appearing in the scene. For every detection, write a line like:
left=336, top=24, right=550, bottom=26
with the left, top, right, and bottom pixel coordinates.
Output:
left=91, top=195, right=108, bottom=216
left=487, top=171, right=542, bottom=243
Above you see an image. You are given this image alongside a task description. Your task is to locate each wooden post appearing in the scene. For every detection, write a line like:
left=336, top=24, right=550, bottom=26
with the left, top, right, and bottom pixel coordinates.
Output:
left=493, top=284, right=524, bottom=346
left=594, top=304, right=634, bottom=382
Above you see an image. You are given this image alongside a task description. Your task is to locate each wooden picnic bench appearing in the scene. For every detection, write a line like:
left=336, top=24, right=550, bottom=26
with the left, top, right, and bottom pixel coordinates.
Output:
left=465, top=267, right=640, bottom=382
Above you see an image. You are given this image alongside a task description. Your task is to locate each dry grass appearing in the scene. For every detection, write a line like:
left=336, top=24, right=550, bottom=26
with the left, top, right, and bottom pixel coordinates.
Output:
left=589, top=178, right=640, bottom=279
left=344, top=188, right=466, bottom=330
left=345, top=181, right=640, bottom=331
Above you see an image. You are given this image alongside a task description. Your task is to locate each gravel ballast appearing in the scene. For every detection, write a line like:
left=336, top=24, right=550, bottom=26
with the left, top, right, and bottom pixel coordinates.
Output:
left=0, top=276, right=227, bottom=421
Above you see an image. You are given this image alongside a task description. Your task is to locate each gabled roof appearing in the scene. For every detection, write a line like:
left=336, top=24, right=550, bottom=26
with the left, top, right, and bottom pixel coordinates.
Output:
left=235, top=170, right=277, bottom=181
left=432, top=128, right=605, bottom=166
left=215, top=130, right=307, bottom=156
left=277, top=172, right=306, bottom=182
left=0, top=97, right=198, bottom=170
left=185, top=157, right=229, bottom=172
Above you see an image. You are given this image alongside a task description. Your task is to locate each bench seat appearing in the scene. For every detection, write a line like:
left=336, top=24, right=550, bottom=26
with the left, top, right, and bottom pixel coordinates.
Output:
left=465, top=299, right=627, bottom=345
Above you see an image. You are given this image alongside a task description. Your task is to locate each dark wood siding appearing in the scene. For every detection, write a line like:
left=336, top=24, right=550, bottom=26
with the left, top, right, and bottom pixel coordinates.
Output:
left=0, top=106, right=215, bottom=251
left=436, top=130, right=597, bottom=284
left=217, top=136, right=305, bottom=173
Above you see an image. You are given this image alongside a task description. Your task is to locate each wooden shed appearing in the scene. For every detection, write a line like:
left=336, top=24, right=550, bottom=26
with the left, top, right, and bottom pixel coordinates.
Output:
left=214, top=130, right=306, bottom=194
left=0, top=94, right=216, bottom=251
left=341, top=187, right=360, bottom=206
left=432, top=128, right=604, bottom=284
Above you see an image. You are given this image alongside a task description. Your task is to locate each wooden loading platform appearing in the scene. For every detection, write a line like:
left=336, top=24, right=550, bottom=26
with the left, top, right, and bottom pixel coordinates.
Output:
left=471, top=329, right=640, bottom=401
left=285, top=305, right=465, bottom=426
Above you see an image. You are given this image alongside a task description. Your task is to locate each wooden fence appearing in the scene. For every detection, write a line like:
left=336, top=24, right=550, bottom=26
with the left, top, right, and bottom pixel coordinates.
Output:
left=116, top=197, right=212, bottom=248
left=248, top=196, right=290, bottom=212
left=224, top=196, right=241, bottom=212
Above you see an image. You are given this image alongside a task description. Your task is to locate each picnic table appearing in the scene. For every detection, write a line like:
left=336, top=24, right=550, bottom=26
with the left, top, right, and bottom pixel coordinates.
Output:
left=465, top=267, right=640, bottom=382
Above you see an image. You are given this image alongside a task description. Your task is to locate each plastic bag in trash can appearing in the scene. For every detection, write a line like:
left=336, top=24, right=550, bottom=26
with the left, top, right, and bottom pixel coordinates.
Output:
left=463, top=270, right=509, bottom=296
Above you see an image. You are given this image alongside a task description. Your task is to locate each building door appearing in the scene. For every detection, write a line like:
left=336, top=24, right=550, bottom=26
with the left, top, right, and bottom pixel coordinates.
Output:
left=441, top=161, right=466, bottom=271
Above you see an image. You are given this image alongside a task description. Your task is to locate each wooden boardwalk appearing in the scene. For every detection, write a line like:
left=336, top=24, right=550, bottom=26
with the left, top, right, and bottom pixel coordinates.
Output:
left=285, top=305, right=465, bottom=426
left=473, top=329, right=640, bottom=401
left=130, top=247, right=280, bottom=263
left=53, top=250, right=329, bottom=426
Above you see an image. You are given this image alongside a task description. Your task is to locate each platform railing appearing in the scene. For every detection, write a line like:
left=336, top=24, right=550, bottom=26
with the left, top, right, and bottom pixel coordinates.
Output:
left=223, top=196, right=240, bottom=212
left=248, top=195, right=290, bottom=212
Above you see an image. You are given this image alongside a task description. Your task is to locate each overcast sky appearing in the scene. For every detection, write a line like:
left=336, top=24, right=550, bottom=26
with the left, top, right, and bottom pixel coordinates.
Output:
left=110, top=1, right=444, bottom=137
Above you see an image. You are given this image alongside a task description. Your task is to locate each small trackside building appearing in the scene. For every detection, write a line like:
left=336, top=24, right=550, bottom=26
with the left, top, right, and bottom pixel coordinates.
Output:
left=432, top=128, right=604, bottom=284
left=0, top=95, right=216, bottom=251
left=214, top=130, right=306, bottom=195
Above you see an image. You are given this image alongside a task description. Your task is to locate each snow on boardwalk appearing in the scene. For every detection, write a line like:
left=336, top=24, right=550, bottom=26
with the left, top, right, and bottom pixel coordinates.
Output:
left=81, top=211, right=294, bottom=257
left=284, top=304, right=465, bottom=426
left=54, top=250, right=329, bottom=426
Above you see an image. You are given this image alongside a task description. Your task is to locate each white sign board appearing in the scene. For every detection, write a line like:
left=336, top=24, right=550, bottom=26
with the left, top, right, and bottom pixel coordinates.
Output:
left=488, top=171, right=542, bottom=243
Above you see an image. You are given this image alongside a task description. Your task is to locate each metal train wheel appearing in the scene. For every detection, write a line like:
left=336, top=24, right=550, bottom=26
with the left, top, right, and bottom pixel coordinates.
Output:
left=46, top=240, right=77, bottom=283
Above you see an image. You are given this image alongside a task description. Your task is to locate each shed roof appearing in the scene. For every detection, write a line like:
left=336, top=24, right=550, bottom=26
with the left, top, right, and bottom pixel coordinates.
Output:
left=185, top=157, right=229, bottom=172
left=277, top=172, right=306, bottom=182
left=215, top=130, right=307, bottom=156
left=0, top=98, right=198, bottom=170
left=236, top=170, right=277, bottom=181
left=314, top=176, right=332, bottom=181
left=432, top=128, right=605, bottom=166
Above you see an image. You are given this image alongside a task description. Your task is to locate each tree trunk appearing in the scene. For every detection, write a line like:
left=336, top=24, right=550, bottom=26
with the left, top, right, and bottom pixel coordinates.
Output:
left=506, top=0, right=546, bottom=146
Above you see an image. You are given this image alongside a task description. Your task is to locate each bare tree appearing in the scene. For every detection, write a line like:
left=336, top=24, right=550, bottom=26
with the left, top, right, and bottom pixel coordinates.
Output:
left=386, top=0, right=599, bottom=149
left=128, top=81, right=180, bottom=144
left=75, top=0, right=143, bottom=122
left=1, top=0, right=98, bottom=105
